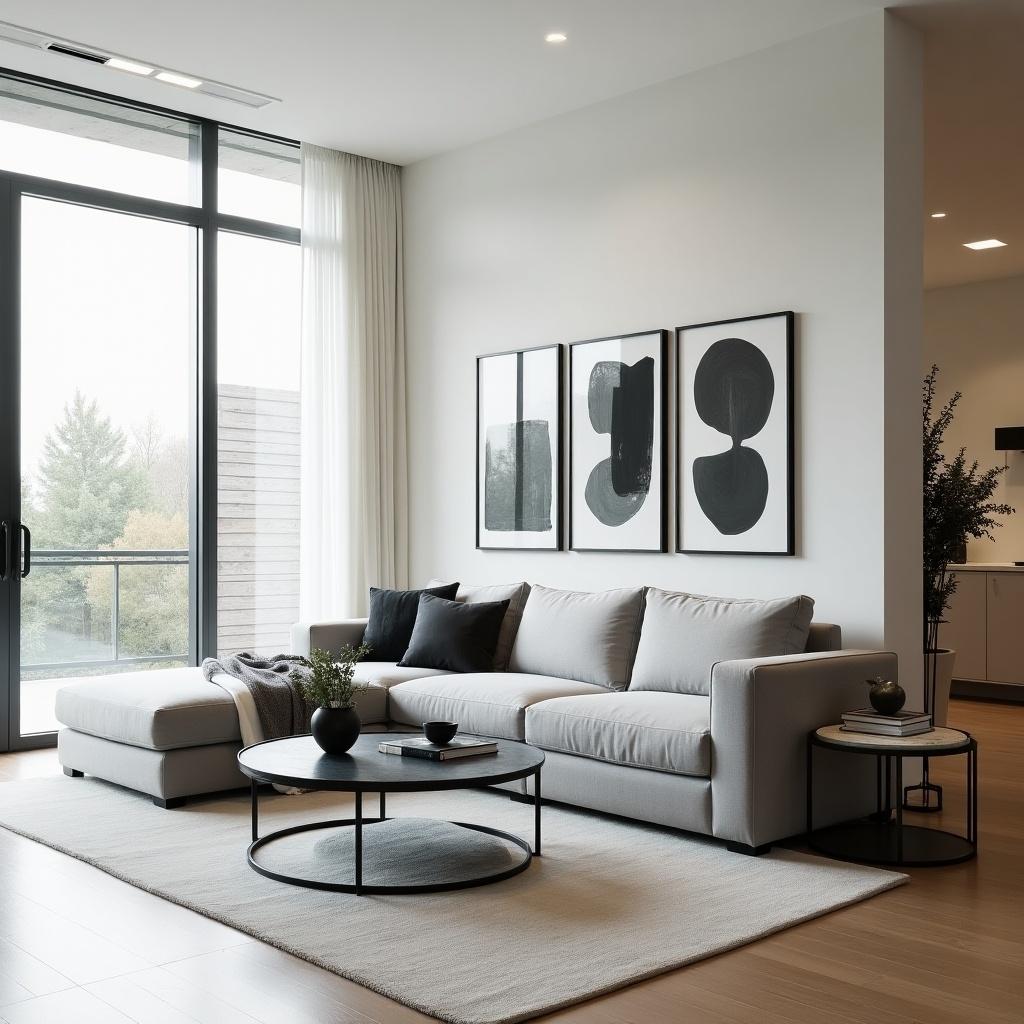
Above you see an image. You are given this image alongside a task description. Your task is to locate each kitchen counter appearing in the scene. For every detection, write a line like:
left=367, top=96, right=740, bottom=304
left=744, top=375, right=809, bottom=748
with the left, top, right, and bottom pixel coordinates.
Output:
left=950, top=562, right=1024, bottom=572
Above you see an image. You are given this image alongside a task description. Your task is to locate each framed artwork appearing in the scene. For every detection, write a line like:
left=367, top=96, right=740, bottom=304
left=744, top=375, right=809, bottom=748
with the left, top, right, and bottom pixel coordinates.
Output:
left=476, top=344, right=563, bottom=550
left=569, top=330, right=668, bottom=552
left=677, top=311, right=794, bottom=555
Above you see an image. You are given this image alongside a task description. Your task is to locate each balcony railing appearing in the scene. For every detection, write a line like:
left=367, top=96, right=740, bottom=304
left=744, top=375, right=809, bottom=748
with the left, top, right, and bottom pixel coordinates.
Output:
left=24, top=549, right=190, bottom=674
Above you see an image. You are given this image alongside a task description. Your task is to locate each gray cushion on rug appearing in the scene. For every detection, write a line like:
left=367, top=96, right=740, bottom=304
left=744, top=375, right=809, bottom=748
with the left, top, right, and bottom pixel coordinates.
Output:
left=630, top=588, right=815, bottom=696
left=427, top=579, right=530, bottom=671
left=509, top=585, right=646, bottom=690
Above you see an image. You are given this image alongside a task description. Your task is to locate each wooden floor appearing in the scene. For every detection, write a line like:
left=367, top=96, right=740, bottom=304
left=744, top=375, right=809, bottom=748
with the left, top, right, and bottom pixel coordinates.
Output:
left=0, top=698, right=1021, bottom=1024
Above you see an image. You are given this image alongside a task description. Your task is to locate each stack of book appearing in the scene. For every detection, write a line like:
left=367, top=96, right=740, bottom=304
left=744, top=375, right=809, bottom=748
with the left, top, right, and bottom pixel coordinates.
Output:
left=840, top=708, right=933, bottom=737
left=378, top=736, right=498, bottom=761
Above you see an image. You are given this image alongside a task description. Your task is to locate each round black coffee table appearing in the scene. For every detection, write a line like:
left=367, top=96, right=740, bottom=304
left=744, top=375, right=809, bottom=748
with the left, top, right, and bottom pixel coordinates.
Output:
left=806, top=725, right=977, bottom=867
left=237, top=733, right=544, bottom=895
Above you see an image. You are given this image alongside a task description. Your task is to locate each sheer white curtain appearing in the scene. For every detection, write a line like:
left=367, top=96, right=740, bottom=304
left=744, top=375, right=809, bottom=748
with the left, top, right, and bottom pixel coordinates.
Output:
left=298, top=144, right=408, bottom=620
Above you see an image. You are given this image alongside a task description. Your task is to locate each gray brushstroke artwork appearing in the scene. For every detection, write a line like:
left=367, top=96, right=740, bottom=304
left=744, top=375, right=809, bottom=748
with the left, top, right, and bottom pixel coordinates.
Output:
left=484, top=420, right=553, bottom=531
left=584, top=358, right=655, bottom=526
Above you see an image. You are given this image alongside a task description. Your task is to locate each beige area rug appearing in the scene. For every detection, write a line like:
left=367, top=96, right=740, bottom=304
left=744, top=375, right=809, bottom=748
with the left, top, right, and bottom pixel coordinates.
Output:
left=0, top=777, right=906, bottom=1023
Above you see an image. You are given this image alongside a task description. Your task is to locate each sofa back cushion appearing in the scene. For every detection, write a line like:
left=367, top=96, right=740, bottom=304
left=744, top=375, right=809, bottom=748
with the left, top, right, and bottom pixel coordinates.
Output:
left=509, top=585, right=645, bottom=689
left=399, top=594, right=511, bottom=673
left=630, top=588, right=815, bottom=696
left=363, top=583, right=459, bottom=661
left=427, top=580, right=530, bottom=671
left=806, top=622, right=841, bottom=652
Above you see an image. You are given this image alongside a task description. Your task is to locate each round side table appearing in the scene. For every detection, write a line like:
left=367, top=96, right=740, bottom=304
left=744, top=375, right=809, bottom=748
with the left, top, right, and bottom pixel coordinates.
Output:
left=806, top=725, right=977, bottom=867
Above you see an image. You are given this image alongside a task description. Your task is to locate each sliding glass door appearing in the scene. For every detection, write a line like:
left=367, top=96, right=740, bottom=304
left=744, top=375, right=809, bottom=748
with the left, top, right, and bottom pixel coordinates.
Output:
left=0, top=70, right=299, bottom=750
left=17, top=198, right=196, bottom=735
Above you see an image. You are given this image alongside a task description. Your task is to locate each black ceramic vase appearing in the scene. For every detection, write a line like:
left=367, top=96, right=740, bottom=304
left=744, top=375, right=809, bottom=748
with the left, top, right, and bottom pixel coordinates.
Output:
left=867, top=678, right=906, bottom=716
left=311, top=706, right=361, bottom=755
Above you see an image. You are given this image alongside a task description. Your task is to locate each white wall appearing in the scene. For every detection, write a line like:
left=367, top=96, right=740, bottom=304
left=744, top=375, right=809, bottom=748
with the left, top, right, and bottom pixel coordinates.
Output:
left=924, top=275, right=1024, bottom=561
left=402, top=14, right=922, bottom=685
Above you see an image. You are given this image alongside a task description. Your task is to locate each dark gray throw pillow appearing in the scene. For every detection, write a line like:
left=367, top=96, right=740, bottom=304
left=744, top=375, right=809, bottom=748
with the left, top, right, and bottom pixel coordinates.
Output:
left=399, top=594, right=511, bottom=673
left=363, top=583, right=459, bottom=661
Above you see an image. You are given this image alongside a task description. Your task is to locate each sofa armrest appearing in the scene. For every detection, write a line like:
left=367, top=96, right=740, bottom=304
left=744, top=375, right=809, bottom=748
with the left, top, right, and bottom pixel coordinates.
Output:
left=710, top=649, right=897, bottom=847
left=290, top=619, right=368, bottom=658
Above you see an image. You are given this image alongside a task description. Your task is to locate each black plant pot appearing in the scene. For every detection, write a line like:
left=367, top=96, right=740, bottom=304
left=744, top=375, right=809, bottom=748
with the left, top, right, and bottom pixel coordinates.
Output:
left=311, top=706, right=361, bottom=755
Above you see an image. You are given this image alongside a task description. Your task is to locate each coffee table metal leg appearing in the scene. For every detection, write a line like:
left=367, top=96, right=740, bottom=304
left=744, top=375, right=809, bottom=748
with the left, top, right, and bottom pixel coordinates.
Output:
left=534, top=769, right=542, bottom=856
left=250, top=779, right=258, bottom=842
left=355, top=791, right=363, bottom=894
left=379, top=791, right=386, bottom=820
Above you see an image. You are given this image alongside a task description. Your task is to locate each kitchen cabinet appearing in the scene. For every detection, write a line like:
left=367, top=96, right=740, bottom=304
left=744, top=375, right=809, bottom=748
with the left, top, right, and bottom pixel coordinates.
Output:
left=940, top=565, right=1024, bottom=692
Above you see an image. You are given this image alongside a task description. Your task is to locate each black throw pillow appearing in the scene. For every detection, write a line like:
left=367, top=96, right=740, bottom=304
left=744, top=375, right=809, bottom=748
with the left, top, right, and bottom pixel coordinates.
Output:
left=399, top=594, right=511, bottom=673
left=362, top=583, right=459, bottom=661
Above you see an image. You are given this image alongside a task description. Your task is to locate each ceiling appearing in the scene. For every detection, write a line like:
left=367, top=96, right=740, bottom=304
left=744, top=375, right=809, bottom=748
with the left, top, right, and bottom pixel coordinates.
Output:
left=0, top=0, right=915, bottom=164
left=899, top=1, right=1024, bottom=287
left=0, top=0, right=1020, bottom=288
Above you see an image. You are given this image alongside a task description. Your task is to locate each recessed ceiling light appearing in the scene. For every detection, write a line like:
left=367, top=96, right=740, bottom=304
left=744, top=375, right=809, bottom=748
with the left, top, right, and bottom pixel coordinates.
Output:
left=963, top=239, right=1007, bottom=250
left=930, top=212, right=947, bottom=219
left=155, top=70, right=202, bottom=89
left=545, top=32, right=567, bottom=43
left=105, top=56, right=153, bottom=76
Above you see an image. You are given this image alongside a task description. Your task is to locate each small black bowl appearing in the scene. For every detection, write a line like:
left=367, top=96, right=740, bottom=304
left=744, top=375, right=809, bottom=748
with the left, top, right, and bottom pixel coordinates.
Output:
left=423, top=721, right=458, bottom=745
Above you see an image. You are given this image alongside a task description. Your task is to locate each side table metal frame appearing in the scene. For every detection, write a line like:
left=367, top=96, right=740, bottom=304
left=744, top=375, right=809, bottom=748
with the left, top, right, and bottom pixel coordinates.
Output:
left=806, top=730, right=977, bottom=867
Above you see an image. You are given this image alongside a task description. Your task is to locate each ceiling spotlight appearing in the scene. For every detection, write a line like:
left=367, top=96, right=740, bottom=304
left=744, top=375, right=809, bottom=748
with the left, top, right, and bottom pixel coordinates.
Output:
left=963, top=239, right=1007, bottom=250
left=155, top=70, right=202, bottom=89
left=105, top=56, right=153, bottom=76
left=545, top=32, right=567, bottom=43
left=930, top=212, right=947, bottom=219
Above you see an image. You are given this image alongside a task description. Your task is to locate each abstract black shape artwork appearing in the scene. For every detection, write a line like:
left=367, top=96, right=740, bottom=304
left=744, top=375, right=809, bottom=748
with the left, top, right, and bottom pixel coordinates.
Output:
left=677, top=312, right=794, bottom=555
left=584, top=357, right=654, bottom=526
left=477, top=345, right=562, bottom=549
left=692, top=338, right=773, bottom=535
left=570, top=331, right=667, bottom=551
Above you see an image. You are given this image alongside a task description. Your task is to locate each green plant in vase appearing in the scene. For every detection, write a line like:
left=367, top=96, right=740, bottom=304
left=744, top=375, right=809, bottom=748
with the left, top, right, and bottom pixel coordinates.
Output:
left=291, top=643, right=371, bottom=754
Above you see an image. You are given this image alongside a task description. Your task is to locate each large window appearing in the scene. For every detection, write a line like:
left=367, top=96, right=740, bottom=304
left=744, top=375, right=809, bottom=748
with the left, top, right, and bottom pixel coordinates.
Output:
left=0, top=77, right=199, bottom=203
left=18, top=200, right=195, bottom=733
left=217, top=231, right=301, bottom=656
left=0, top=69, right=300, bottom=749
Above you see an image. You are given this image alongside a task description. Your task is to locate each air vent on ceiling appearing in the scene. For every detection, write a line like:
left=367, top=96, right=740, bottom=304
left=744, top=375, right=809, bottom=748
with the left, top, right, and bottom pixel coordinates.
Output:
left=0, top=18, right=279, bottom=108
left=46, top=43, right=107, bottom=64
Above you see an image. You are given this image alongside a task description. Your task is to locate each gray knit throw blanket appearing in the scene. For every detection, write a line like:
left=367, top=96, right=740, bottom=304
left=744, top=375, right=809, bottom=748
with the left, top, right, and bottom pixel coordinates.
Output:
left=202, top=653, right=312, bottom=740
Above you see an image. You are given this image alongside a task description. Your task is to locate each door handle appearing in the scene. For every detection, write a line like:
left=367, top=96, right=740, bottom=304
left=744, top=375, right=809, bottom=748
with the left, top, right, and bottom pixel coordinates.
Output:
left=0, top=521, right=8, bottom=581
left=19, top=523, right=30, bottom=578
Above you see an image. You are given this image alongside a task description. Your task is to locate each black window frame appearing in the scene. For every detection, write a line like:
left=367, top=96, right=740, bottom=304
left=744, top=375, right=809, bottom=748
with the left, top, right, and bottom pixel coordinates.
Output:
left=0, top=65, right=299, bottom=750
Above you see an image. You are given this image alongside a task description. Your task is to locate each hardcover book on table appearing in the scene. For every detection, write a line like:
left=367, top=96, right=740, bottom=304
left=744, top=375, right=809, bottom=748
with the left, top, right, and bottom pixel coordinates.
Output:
left=378, top=736, right=498, bottom=760
left=841, top=708, right=933, bottom=737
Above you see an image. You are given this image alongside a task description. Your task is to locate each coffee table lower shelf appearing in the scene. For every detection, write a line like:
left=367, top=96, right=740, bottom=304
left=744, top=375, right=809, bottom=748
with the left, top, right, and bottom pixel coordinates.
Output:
left=247, top=801, right=535, bottom=895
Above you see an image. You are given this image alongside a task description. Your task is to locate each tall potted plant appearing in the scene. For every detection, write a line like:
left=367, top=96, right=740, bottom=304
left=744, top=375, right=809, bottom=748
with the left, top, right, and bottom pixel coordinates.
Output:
left=923, top=365, right=1013, bottom=727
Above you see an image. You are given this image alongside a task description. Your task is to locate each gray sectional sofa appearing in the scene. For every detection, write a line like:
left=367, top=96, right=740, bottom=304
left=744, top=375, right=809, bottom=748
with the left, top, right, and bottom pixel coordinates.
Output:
left=56, top=582, right=894, bottom=851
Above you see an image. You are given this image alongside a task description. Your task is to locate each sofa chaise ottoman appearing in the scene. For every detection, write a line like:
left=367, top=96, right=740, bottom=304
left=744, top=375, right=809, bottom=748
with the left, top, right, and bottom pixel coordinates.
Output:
left=56, top=582, right=895, bottom=852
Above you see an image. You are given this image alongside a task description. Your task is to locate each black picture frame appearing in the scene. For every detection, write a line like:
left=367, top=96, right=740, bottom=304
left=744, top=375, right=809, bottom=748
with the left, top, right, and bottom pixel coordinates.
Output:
left=476, top=343, right=563, bottom=551
left=567, top=330, right=669, bottom=553
left=676, top=311, right=795, bottom=556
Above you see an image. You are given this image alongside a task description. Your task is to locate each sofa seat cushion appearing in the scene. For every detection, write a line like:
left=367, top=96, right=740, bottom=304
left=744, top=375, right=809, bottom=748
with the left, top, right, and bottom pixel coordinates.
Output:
left=388, top=673, right=607, bottom=741
left=525, top=692, right=711, bottom=777
left=353, top=662, right=453, bottom=690
left=55, top=667, right=241, bottom=751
